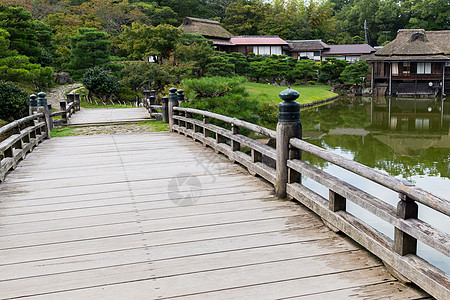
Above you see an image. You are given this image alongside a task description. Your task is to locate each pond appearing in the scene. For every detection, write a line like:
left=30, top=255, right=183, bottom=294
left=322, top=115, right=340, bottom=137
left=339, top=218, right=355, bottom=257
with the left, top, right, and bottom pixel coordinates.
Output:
left=299, top=96, right=450, bottom=274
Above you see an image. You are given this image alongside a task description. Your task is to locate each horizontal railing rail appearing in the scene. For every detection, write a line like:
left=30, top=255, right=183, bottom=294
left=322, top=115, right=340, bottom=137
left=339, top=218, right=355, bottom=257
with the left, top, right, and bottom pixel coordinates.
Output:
left=0, top=113, right=48, bottom=182
left=165, top=88, right=449, bottom=300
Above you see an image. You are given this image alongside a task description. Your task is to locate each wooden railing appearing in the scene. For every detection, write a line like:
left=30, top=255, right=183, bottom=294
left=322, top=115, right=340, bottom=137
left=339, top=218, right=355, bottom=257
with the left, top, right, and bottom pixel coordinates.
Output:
left=169, top=92, right=449, bottom=300
left=51, top=97, right=80, bottom=126
left=0, top=114, right=48, bottom=182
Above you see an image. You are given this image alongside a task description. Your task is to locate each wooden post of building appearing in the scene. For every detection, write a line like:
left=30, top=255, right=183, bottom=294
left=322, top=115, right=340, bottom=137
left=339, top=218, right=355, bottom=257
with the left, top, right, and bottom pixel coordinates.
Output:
left=276, top=88, right=301, bottom=198
left=168, top=87, right=178, bottom=131
left=161, top=96, right=169, bottom=123
left=29, top=94, right=37, bottom=115
left=394, top=193, right=418, bottom=255
left=37, top=92, right=51, bottom=139
left=443, top=64, right=446, bottom=97
left=389, top=62, right=392, bottom=96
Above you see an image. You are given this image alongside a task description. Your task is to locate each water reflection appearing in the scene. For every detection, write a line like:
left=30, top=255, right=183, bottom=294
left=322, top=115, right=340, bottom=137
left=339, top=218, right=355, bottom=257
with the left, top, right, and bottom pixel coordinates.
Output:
left=300, top=96, right=450, bottom=273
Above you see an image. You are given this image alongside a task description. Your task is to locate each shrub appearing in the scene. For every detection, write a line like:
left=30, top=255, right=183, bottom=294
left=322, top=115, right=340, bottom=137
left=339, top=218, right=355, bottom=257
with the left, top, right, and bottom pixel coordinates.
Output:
left=82, top=66, right=120, bottom=102
left=0, top=81, right=29, bottom=122
left=181, top=76, right=260, bottom=134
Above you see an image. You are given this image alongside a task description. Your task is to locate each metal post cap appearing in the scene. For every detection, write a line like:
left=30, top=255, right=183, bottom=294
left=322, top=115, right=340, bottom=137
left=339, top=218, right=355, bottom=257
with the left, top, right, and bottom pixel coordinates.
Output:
left=29, top=94, right=38, bottom=107
left=37, top=92, right=47, bottom=106
left=278, top=88, right=300, bottom=122
left=177, top=89, right=184, bottom=94
left=177, top=89, right=184, bottom=102
left=279, top=88, right=299, bottom=102
left=162, top=96, right=168, bottom=103
left=150, top=90, right=156, bottom=96
left=169, top=87, right=178, bottom=101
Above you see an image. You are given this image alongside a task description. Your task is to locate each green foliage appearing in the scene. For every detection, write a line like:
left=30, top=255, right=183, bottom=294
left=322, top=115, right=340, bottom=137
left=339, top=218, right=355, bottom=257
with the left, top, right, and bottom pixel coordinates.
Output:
left=205, top=54, right=235, bottom=78
left=0, top=55, right=53, bottom=89
left=339, top=60, right=369, bottom=84
left=175, top=41, right=215, bottom=77
left=120, top=61, right=183, bottom=91
left=82, top=66, right=120, bottom=101
left=68, top=28, right=111, bottom=78
left=318, top=58, right=348, bottom=84
left=181, top=76, right=260, bottom=131
left=181, top=76, right=247, bottom=99
left=118, top=23, right=182, bottom=63
left=0, top=81, right=29, bottom=122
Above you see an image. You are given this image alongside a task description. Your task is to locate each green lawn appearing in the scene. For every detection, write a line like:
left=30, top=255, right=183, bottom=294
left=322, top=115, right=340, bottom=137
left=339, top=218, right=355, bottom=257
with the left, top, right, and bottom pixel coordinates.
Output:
left=244, top=82, right=337, bottom=104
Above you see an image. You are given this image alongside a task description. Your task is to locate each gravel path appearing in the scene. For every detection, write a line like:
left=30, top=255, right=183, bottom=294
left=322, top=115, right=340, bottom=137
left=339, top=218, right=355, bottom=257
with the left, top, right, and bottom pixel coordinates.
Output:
left=70, top=123, right=166, bottom=135
left=46, top=83, right=84, bottom=110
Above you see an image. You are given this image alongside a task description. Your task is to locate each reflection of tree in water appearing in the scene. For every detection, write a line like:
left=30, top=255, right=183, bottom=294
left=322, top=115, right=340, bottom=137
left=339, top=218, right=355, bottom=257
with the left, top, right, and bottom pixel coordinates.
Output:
left=303, top=134, right=450, bottom=180
left=301, top=99, right=370, bottom=131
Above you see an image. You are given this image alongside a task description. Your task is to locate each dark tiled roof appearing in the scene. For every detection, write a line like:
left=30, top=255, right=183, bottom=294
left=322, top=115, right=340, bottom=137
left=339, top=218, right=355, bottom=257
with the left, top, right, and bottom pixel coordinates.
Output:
left=322, top=44, right=376, bottom=55
left=375, top=29, right=450, bottom=57
left=230, top=36, right=288, bottom=46
left=179, top=17, right=232, bottom=39
left=286, top=40, right=328, bottom=52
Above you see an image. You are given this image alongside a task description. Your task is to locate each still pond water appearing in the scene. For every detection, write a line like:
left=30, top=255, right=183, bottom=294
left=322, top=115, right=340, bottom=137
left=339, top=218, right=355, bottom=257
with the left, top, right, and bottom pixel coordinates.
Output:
left=299, top=96, right=449, bottom=273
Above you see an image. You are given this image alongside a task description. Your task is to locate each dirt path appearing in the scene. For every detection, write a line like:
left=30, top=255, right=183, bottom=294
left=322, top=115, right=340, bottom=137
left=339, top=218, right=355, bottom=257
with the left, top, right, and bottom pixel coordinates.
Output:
left=45, top=83, right=84, bottom=110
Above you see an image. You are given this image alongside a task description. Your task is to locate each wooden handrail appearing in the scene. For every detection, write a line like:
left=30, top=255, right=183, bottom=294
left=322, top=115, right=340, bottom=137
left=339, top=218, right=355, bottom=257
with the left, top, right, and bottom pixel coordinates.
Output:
left=0, top=113, right=48, bottom=182
left=289, top=137, right=449, bottom=216
left=169, top=103, right=449, bottom=299
left=175, top=107, right=276, bottom=139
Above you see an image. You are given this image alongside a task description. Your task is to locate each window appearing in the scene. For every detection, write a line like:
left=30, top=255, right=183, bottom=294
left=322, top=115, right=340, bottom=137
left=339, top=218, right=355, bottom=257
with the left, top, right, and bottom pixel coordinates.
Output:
left=257, top=46, right=271, bottom=55
left=417, top=62, right=431, bottom=74
left=402, top=62, right=410, bottom=74
left=270, top=46, right=282, bottom=55
left=392, top=63, right=399, bottom=76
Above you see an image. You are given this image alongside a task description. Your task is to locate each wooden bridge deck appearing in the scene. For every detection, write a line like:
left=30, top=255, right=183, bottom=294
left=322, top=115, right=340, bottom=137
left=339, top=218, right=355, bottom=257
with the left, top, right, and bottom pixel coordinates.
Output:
left=0, top=132, right=429, bottom=299
left=68, top=107, right=151, bottom=126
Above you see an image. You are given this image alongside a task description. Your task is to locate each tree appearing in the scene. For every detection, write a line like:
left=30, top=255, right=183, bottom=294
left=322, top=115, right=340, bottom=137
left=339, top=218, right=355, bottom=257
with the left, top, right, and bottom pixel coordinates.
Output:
left=118, top=23, right=182, bottom=64
left=175, top=39, right=215, bottom=77
left=68, top=27, right=111, bottom=78
left=339, top=60, right=369, bottom=84
left=0, top=5, right=52, bottom=62
left=0, top=81, right=29, bottom=122
left=406, top=0, right=450, bottom=30
left=223, top=0, right=267, bottom=35
left=82, top=66, right=120, bottom=102
left=318, top=57, right=348, bottom=84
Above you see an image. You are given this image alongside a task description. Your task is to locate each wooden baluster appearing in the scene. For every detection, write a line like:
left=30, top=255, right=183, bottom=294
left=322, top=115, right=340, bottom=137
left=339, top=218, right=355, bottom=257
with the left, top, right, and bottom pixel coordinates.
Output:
left=394, top=193, right=418, bottom=255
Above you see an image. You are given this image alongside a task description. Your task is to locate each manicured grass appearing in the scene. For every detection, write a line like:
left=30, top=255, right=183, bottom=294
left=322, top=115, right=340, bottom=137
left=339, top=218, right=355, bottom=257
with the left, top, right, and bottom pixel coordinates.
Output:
left=244, top=82, right=337, bottom=104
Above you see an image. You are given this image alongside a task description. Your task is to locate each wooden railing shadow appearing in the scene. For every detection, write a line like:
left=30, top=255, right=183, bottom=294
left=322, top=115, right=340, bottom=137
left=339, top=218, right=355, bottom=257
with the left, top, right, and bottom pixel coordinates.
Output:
left=161, top=87, right=449, bottom=300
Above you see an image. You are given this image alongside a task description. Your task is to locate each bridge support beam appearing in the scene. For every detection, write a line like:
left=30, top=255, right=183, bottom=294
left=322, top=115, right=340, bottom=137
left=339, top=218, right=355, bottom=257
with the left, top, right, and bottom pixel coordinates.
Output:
left=276, top=88, right=301, bottom=198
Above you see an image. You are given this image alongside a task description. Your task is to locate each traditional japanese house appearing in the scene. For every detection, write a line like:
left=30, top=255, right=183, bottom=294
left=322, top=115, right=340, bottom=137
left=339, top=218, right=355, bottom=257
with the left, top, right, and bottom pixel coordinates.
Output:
left=321, top=44, right=376, bottom=63
left=179, top=17, right=233, bottom=51
left=284, top=40, right=328, bottom=61
left=368, top=29, right=450, bottom=97
left=228, top=36, right=288, bottom=55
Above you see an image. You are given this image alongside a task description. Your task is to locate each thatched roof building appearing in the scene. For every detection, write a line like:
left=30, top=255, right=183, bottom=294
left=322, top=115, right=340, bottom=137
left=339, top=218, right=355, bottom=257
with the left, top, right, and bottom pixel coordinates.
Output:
left=179, top=17, right=232, bottom=40
left=369, top=29, right=450, bottom=97
left=370, top=29, right=450, bottom=61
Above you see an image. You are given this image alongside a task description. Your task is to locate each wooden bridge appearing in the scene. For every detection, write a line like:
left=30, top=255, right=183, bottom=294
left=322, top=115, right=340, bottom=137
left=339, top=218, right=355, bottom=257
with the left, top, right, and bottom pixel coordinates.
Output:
left=0, top=91, right=448, bottom=299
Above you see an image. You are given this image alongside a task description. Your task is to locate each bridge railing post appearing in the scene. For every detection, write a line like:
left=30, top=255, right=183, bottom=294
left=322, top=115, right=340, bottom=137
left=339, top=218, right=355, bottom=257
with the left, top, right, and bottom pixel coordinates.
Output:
left=37, top=92, right=51, bottom=139
left=168, top=87, right=178, bottom=131
left=74, top=93, right=80, bottom=111
left=394, top=193, right=418, bottom=255
left=142, top=90, right=150, bottom=109
left=276, top=88, right=301, bottom=198
left=161, top=96, right=169, bottom=123
left=29, top=94, right=38, bottom=115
